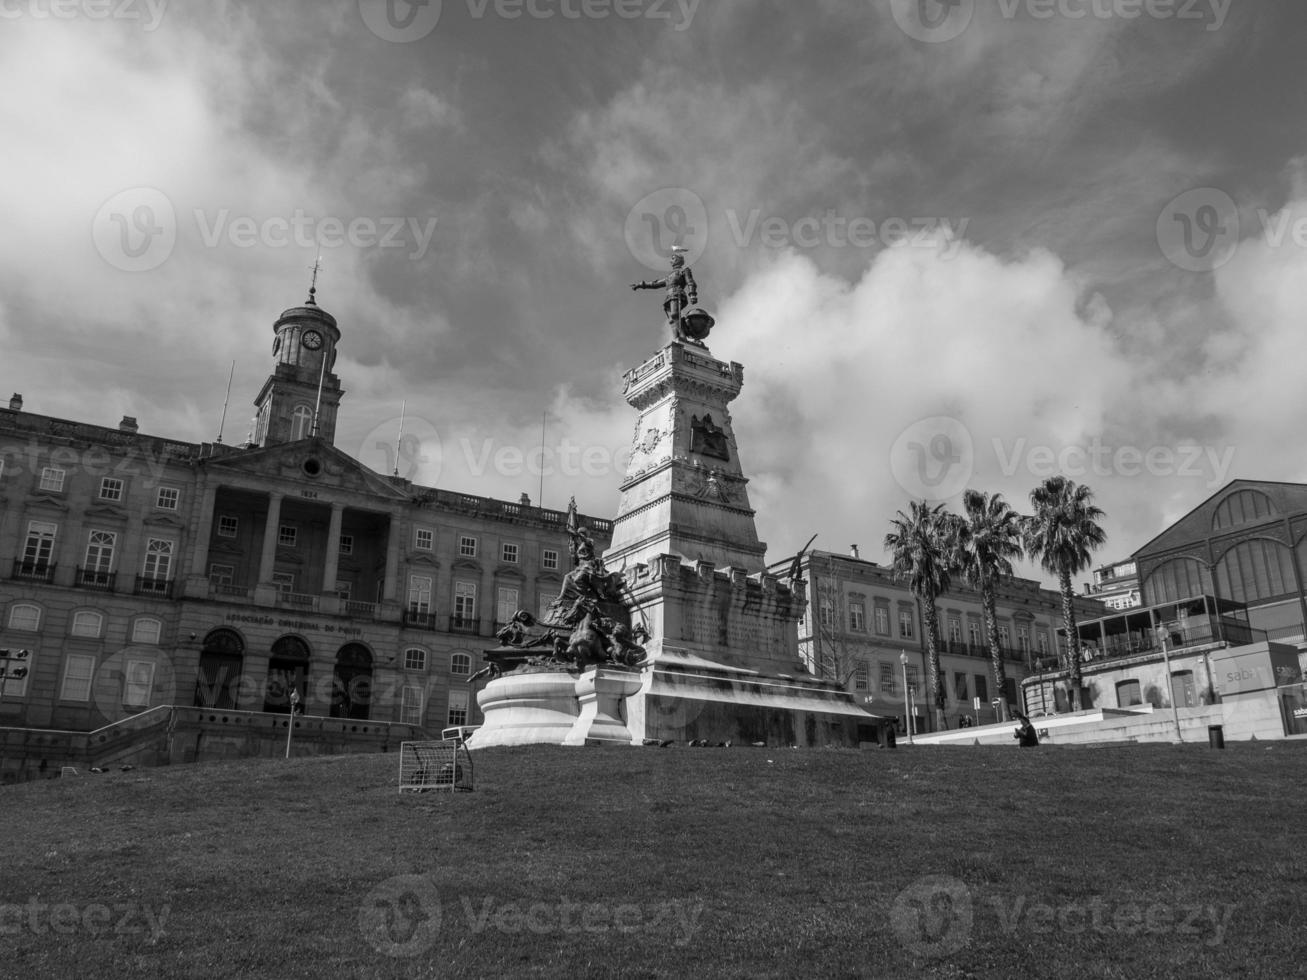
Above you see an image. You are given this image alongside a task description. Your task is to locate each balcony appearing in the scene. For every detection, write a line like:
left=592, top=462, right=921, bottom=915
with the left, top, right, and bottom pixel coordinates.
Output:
left=281, top=592, right=320, bottom=611
left=403, top=609, right=438, bottom=631
left=11, top=559, right=56, bottom=584
left=75, top=567, right=117, bottom=592
left=134, top=575, right=173, bottom=598
left=344, top=600, right=378, bottom=620
left=211, top=580, right=250, bottom=599
left=449, top=616, right=480, bottom=635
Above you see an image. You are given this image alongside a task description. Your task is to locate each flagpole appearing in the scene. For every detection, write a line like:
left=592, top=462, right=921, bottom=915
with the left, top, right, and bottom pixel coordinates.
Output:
left=394, top=401, right=407, bottom=476
left=537, top=411, right=547, bottom=508
left=215, top=361, right=235, bottom=444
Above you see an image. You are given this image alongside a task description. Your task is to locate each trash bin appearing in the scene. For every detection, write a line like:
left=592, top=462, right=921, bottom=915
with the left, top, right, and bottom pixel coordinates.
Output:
left=1207, top=724, right=1225, bottom=750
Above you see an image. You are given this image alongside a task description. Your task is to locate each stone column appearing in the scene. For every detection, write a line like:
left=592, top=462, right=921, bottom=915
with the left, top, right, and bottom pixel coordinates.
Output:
left=382, top=511, right=401, bottom=607
left=322, top=503, right=344, bottom=595
left=182, top=483, right=219, bottom=597
left=257, top=492, right=283, bottom=585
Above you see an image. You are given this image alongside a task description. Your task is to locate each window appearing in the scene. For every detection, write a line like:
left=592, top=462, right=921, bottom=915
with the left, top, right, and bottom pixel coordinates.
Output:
left=335, top=581, right=352, bottom=600
left=408, top=575, right=433, bottom=614
left=501, top=542, right=519, bottom=564
left=414, top=527, right=433, bottom=551
left=71, top=611, right=104, bottom=638
left=60, top=653, right=96, bottom=701
left=84, top=530, right=117, bottom=573
left=1036, top=632, right=1049, bottom=656
left=451, top=653, right=471, bottom=676
left=496, top=587, right=520, bottom=626
left=906, top=665, right=920, bottom=695
left=949, top=618, right=962, bottom=644
left=132, top=618, right=162, bottom=644
left=208, top=563, right=235, bottom=587
left=454, top=582, right=477, bottom=624
left=542, top=548, right=559, bottom=571
left=898, top=609, right=915, bottom=639
left=849, top=601, right=866, bottom=632
left=22, top=521, right=56, bottom=571
left=1, top=648, right=29, bottom=697
left=39, top=466, right=65, bottom=492
left=854, top=663, right=868, bottom=691
left=819, top=598, right=834, bottom=630
left=968, top=622, right=982, bottom=649
left=874, top=606, right=890, bottom=636
left=1018, top=626, right=1030, bottom=655
left=8, top=603, right=41, bottom=631
left=99, top=477, right=124, bottom=501
left=880, top=663, right=896, bottom=696
left=156, top=487, right=180, bottom=510
left=217, top=515, right=238, bottom=538
left=143, top=539, right=174, bottom=581
left=403, top=648, right=427, bottom=671
left=123, top=659, right=155, bottom=708
left=1116, top=679, right=1142, bottom=707
left=278, top=524, right=298, bottom=548
left=339, top=535, right=354, bottom=556
left=999, top=625, right=1011, bottom=649
left=955, top=672, right=969, bottom=703
left=400, top=686, right=423, bottom=726
left=272, top=572, right=295, bottom=597
left=974, top=675, right=988, bottom=703
left=290, top=405, right=314, bottom=441
left=459, top=535, right=477, bottom=558
left=447, top=690, right=469, bottom=726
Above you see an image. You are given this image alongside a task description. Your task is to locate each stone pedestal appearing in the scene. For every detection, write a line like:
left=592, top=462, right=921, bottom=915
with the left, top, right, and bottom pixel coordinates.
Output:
left=468, top=667, right=642, bottom=749
left=563, top=669, right=644, bottom=746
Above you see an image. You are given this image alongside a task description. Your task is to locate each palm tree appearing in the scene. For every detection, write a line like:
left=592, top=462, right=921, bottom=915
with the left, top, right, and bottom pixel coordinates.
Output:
left=885, top=501, right=958, bottom=731
left=954, top=489, right=1026, bottom=723
left=1024, top=476, right=1107, bottom=711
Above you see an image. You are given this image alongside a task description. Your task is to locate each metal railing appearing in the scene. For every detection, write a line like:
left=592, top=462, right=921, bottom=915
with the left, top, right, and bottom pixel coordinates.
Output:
left=134, top=575, right=173, bottom=598
left=403, top=609, right=438, bottom=631
left=75, top=567, right=116, bottom=592
left=449, top=616, right=480, bottom=635
left=11, top=559, right=56, bottom=583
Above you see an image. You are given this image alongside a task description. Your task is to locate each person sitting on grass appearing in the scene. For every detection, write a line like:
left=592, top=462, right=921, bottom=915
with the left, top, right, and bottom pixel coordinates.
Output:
left=1012, top=710, right=1040, bottom=747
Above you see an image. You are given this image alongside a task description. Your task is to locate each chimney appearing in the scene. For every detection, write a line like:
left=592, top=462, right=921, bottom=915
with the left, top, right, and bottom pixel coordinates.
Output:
left=519, top=492, right=531, bottom=507
left=850, top=544, right=860, bottom=560
left=8, top=393, right=21, bottom=411
left=119, top=416, right=139, bottom=434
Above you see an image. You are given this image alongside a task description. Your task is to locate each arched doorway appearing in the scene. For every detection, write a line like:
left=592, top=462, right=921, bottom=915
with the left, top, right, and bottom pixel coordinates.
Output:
left=331, top=643, right=373, bottom=720
left=195, top=628, right=245, bottom=709
left=264, top=635, right=311, bottom=714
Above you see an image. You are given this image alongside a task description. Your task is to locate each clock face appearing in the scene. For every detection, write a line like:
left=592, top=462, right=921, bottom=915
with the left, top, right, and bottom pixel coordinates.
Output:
left=301, top=330, right=323, bottom=351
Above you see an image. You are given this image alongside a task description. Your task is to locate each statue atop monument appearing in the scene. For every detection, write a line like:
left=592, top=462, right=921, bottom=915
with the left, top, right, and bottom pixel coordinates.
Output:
left=630, top=246, right=716, bottom=345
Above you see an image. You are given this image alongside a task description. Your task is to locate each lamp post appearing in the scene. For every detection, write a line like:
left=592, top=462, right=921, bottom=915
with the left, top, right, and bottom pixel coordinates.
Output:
left=1154, top=626, right=1184, bottom=742
left=899, top=651, right=913, bottom=744
left=285, top=686, right=300, bottom=759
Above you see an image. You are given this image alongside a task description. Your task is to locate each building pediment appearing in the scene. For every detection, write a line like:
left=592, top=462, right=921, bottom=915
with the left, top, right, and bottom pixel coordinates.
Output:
left=202, top=438, right=410, bottom=502
left=143, top=514, right=187, bottom=530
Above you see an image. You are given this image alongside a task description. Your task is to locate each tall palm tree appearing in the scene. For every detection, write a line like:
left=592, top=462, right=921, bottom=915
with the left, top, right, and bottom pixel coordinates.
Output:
left=885, top=501, right=958, bottom=731
left=954, top=489, right=1025, bottom=723
left=1025, top=476, right=1107, bottom=712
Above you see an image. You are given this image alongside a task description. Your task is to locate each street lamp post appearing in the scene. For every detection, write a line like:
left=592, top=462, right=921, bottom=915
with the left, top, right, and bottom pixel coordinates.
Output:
left=899, top=651, right=913, bottom=745
left=1155, top=626, right=1184, bottom=742
left=285, top=686, right=301, bottom=759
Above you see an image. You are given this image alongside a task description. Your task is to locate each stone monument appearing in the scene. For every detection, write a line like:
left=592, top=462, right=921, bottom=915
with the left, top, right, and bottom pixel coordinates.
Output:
left=469, top=254, right=878, bottom=748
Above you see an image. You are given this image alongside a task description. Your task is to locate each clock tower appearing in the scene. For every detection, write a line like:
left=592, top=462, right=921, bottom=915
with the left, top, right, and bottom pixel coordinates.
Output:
left=252, top=284, right=345, bottom=447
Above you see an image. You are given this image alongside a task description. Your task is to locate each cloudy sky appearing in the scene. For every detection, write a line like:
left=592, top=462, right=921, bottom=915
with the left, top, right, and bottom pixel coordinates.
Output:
left=2, top=0, right=1305, bottom=587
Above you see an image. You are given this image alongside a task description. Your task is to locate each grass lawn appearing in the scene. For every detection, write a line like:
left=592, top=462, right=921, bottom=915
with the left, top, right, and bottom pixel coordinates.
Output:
left=1, top=740, right=1303, bottom=979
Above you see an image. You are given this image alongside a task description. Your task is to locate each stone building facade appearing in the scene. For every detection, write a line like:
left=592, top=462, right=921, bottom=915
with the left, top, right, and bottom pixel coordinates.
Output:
left=785, top=549, right=1108, bottom=732
left=0, top=292, right=610, bottom=741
